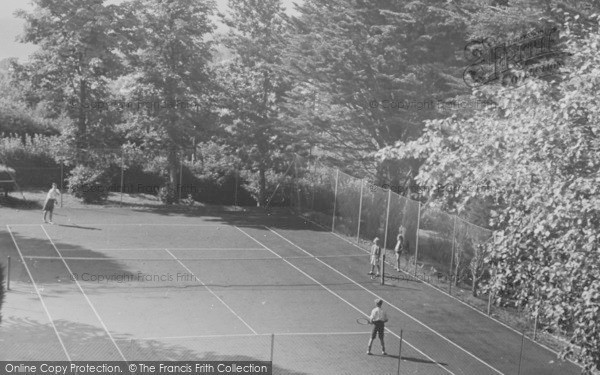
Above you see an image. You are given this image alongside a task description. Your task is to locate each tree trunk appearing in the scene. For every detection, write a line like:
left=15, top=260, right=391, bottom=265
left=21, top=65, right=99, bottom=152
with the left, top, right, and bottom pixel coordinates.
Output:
left=168, top=147, right=178, bottom=186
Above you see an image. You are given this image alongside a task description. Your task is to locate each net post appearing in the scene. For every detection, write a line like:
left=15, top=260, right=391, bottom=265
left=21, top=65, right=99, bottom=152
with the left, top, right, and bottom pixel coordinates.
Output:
left=6, top=256, right=11, bottom=291
left=413, top=202, right=421, bottom=277
left=270, top=333, right=275, bottom=365
left=357, top=179, right=364, bottom=243
left=397, top=329, right=403, bottom=375
left=449, top=215, right=457, bottom=294
left=380, top=252, right=385, bottom=285
left=517, top=330, right=526, bottom=375
left=120, top=151, right=125, bottom=207
left=331, top=169, right=339, bottom=232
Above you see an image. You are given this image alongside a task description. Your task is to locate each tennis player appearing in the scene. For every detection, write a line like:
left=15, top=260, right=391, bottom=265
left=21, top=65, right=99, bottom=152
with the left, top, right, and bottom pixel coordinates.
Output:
left=394, top=226, right=405, bottom=271
left=367, top=298, right=388, bottom=355
left=43, top=182, right=61, bottom=224
left=368, top=237, right=382, bottom=277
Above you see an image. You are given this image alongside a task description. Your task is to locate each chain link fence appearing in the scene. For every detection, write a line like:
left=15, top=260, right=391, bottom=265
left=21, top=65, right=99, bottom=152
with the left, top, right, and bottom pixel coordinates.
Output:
left=288, top=154, right=569, bottom=361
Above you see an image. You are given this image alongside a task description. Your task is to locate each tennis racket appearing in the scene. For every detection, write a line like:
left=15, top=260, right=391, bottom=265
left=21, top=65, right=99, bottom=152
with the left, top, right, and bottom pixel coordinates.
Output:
left=356, top=317, right=371, bottom=325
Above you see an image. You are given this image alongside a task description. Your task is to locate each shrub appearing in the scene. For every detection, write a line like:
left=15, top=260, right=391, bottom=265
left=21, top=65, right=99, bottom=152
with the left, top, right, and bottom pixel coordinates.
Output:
left=188, top=142, right=255, bottom=206
left=67, top=165, right=113, bottom=203
left=158, top=182, right=176, bottom=205
left=0, top=135, right=64, bottom=188
left=110, top=164, right=164, bottom=196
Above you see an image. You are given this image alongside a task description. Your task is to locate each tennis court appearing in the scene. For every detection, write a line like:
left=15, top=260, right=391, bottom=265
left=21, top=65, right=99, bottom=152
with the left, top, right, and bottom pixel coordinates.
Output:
left=0, top=208, right=582, bottom=374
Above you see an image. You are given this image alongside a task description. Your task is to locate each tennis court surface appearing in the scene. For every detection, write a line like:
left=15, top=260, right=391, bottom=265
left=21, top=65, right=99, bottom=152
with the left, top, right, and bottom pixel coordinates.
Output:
left=0, top=208, right=582, bottom=374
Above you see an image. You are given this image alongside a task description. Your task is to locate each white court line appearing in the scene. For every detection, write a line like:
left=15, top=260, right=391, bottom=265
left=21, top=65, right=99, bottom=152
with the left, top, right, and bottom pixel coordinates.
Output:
left=10, top=223, right=267, bottom=227
left=24, top=256, right=284, bottom=261
left=10, top=223, right=237, bottom=227
left=318, top=223, right=580, bottom=366
left=164, top=249, right=258, bottom=335
left=115, top=331, right=371, bottom=341
left=25, top=255, right=367, bottom=261
left=40, top=225, right=128, bottom=362
left=266, top=226, right=503, bottom=375
left=6, top=225, right=72, bottom=361
left=58, top=247, right=267, bottom=251
left=234, top=226, right=456, bottom=375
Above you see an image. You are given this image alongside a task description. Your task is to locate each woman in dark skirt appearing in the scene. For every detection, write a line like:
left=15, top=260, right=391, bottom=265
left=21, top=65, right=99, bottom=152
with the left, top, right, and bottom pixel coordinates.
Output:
left=43, top=183, right=61, bottom=224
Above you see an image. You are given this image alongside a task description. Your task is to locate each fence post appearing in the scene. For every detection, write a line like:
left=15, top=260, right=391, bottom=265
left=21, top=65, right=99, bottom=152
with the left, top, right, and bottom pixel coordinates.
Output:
left=517, top=330, right=525, bottom=375
left=413, top=202, right=421, bottom=277
left=381, top=188, right=391, bottom=286
left=331, top=169, right=339, bottom=232
left=6, top=256, right=10, bottom=291
left=533, top=312, right=538, bottom=341
left=120, top=151, right=125, bottom=207
left=357, top=179, right=364, bottom=243
left=294, top=156, right=300, bottom=210
left=383, top=188, right=391, bottom=253
left=397, top=329, right=403, bottom=375
left=487, top=292, right=492, bottom=315
left=310, top=159, right=316, bottom=211
left=449, top=215, right=457, bottom=294
left=178, top=154, right=183, bottom=202
left=60, top=162, right=64, bottom=208
left=234, top=169, right=239, bottom=207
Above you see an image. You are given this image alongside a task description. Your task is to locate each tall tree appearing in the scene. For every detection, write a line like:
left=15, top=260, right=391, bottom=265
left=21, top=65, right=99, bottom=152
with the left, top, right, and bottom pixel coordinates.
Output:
left=217, top=0, right=297, bottom=206
left=14, top=0, right=135, bottom=156
left=119, top=0, right=216, bottom=188
left=285, top=0, right=468, bottom=179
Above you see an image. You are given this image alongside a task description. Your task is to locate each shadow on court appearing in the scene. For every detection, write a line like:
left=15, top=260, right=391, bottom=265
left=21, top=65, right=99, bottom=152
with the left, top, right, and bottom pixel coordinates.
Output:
left=56, top=223, right=101, bottom=230
left=0, top=317, right=304, bottom=374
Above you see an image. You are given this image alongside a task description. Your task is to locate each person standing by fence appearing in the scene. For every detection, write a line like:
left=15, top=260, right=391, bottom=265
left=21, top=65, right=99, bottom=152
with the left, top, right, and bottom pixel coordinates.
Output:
left=394, top=226, right=406, bottom=271
left=368, top=237, right=382, bottom=278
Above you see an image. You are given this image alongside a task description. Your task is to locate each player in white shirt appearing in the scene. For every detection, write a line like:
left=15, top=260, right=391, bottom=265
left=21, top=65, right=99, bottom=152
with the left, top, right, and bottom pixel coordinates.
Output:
left=367, top=298, right=388, bottom=355
left=368, top=237, right=382, bottom=277
left=43, top=183, right=61, bottom=224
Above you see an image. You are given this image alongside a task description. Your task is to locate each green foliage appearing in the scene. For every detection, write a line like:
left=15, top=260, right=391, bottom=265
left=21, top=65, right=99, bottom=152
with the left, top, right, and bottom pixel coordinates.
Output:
left=119, top=0, right=216, bottom=186
left=381, top=19, right=600, bottom=372
left=188, top=143, right=254, bottom=205
left=217, top=0, right=297, bottom=205
left=243, top=169, right=293, bottom=207
left=14, top=0, right=134, bottom=152
left=285, top=0, right=469, bottom=176
left=0, top=58, right=62, bottom=136
left=67, top=165, right=112, bottom=203
left=157, top=183, right=176, bottom=205
left=0, top=135, right=65, bottom=187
